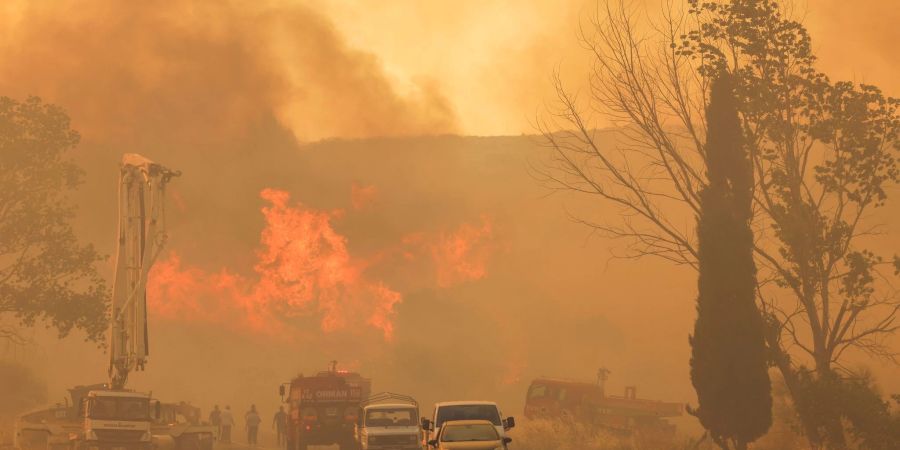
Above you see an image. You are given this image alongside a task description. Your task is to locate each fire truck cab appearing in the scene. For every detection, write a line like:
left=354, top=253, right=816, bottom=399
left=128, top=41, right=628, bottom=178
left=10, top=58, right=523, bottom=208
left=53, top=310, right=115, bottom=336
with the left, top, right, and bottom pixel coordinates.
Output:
left=280, top=363, right=371, bottom=450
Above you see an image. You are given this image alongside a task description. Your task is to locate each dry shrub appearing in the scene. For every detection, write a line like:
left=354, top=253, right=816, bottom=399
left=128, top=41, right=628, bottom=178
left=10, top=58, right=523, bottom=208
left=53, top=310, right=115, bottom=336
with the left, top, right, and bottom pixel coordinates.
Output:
left=511, top=419, right=708, bottom=450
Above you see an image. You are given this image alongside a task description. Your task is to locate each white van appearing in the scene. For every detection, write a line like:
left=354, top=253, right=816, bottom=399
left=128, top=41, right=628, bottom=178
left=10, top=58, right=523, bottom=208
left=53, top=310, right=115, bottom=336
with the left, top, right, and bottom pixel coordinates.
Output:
left=421, top=401, right=515, bottom=448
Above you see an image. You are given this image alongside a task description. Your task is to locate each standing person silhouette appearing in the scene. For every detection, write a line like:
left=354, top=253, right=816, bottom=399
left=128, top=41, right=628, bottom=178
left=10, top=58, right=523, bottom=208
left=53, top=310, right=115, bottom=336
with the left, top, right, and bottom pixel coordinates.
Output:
left=220, top=405, right=235, bottom=443
left=273, top=406, right=288, bottom=447
left=209, top=405, right=222, bottom=440
left=245, top=404, right=262, bottom=446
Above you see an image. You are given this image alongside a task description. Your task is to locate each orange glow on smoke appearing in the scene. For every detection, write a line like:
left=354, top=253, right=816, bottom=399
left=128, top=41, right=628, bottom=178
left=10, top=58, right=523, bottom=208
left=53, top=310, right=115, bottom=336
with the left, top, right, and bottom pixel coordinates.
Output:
left=405, top=216, right=494, bottom=287
left=148, top=188, right=494, bottom=341
left=350, top=182, right=378, bottom=210
left=501, top=358, right=526, bottom=386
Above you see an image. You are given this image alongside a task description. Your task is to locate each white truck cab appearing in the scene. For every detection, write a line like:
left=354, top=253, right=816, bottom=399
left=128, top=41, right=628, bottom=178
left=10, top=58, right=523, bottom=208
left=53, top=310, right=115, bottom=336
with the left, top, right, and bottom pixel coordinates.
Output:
left=82, top=390, right=153, bottom=450
left=421, top=401, right=515, bottom=448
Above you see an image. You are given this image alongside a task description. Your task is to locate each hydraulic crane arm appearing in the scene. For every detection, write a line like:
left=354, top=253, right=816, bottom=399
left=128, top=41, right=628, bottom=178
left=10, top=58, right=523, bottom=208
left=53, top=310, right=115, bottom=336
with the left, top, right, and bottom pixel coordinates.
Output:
left=109, top=154, right=180, bottom=390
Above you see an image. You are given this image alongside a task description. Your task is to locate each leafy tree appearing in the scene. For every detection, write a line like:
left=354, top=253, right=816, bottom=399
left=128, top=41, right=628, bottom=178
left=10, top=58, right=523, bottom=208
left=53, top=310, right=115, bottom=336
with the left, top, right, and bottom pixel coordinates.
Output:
left=0, top=96, right=107, bottom=343
left=690, top=74, right=771, bottom=450
left=792, top=370, right=900, bottom=450
left=538, top=0, right=899, bottom=448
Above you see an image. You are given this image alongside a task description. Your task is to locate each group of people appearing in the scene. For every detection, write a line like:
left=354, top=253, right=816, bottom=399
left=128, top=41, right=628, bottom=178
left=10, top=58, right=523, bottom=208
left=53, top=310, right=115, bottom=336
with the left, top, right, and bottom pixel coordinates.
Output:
left=208, top=405, right=289, bottom=447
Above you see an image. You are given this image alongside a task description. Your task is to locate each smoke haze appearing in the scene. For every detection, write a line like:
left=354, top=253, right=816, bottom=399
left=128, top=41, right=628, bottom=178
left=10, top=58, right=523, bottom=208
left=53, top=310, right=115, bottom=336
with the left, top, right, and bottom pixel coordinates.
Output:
left=0, top=0, right=898, bottom=440
left=0, top=0, right=457, bottom=143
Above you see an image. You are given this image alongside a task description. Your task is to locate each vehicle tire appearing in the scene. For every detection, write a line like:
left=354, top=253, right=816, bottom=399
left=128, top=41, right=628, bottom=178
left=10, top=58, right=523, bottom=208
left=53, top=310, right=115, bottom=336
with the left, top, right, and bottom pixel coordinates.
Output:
left=292, top=431, right=306, bottom=450
left=176, top=435, right=201, bottom=450
left=200, top=435, right=213, bottom=450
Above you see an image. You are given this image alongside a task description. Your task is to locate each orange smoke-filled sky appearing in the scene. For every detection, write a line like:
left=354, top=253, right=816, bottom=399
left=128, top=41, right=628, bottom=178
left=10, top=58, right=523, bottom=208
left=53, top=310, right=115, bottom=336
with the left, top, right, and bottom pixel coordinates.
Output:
left=3, top=0, right=896, bottom=139
left=318, top=0, right=900, bottom=136
left=1, top=0, right=899, bottom=430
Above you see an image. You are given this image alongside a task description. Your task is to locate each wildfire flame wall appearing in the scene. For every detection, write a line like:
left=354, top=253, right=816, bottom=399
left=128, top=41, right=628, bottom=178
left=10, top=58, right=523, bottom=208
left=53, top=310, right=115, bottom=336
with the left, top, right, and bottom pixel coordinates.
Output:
left=148, top=187, right=493, bottom=341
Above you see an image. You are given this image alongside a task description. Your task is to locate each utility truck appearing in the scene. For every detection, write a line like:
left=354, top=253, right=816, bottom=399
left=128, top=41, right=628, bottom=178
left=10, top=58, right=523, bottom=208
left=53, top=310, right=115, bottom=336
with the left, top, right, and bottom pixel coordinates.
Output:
left=13, top=155, right=210, bottom=450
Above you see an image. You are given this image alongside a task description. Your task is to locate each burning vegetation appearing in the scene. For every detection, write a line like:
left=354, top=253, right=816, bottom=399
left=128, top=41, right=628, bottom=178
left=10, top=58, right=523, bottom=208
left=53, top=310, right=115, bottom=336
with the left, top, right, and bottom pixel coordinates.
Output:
left=148, top=188, right=495, bottom=341
left=1, top=1, right=899, bottom=450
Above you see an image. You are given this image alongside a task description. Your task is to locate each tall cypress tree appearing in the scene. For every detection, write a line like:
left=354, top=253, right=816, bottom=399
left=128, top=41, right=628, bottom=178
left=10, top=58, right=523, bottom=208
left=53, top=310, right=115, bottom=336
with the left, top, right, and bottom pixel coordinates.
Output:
left=689, top=73, right=772, bottom=450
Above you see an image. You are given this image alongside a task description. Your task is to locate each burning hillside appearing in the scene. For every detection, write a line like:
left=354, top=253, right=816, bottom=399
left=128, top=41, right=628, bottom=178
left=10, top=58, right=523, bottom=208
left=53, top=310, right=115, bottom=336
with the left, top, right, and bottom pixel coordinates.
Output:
left=149, top=187, right=495, bottom=341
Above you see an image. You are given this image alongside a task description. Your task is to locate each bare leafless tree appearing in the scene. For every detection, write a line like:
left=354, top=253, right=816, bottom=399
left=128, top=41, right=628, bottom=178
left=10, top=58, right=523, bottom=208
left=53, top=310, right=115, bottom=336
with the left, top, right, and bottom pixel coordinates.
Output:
left=537, top=1, right=899, bottom=447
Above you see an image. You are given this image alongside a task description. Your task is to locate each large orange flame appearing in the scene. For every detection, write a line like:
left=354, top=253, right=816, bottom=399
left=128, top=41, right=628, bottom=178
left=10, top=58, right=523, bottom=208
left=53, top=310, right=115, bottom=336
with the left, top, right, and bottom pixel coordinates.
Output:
left=149, top=188, right=401, bottom=339
left=148, top=188, right=495, bottom=341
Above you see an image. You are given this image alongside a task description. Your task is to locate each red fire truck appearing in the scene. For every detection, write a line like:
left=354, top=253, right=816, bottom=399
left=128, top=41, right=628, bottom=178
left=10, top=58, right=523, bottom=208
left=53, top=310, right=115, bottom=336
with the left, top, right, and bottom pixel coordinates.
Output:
left=279, top=362, right=372, bottom=450
left=523, top=369, right=682, bottom=435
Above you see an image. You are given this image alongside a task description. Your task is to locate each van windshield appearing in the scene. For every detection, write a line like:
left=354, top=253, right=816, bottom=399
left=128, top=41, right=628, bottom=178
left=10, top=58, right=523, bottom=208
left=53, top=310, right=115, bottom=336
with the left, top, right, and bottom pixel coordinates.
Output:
left=435, top=405, right=501, bottom=428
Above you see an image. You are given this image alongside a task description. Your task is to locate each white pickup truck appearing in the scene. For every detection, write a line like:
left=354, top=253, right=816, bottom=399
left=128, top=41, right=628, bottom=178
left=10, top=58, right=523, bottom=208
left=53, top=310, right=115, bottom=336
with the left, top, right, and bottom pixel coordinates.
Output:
left=356, top=393, right=421, bottom=450
left=421, top=401, right=515, bottom=448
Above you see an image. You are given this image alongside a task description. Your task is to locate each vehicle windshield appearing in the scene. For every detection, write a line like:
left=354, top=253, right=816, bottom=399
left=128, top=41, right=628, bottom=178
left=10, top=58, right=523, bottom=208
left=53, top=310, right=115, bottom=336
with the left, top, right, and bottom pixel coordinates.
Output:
left=89, top=397, right=150, bottom=421
left=365, top=408, right=418, bottom=427
left=441, top=424, right=499, bottom=442
left=435, top=405, right=501, bottom=428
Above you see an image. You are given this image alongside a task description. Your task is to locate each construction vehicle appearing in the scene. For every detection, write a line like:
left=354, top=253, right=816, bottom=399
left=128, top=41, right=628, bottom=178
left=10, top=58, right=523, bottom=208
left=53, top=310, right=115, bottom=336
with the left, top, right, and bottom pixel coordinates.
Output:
left=279, top=362, right=372, bottom=450
left=523, top=368, right=683, bottom=435
left=355, top=393, right=420, bottom=450
left=12, top=155, right=209, bottom=450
